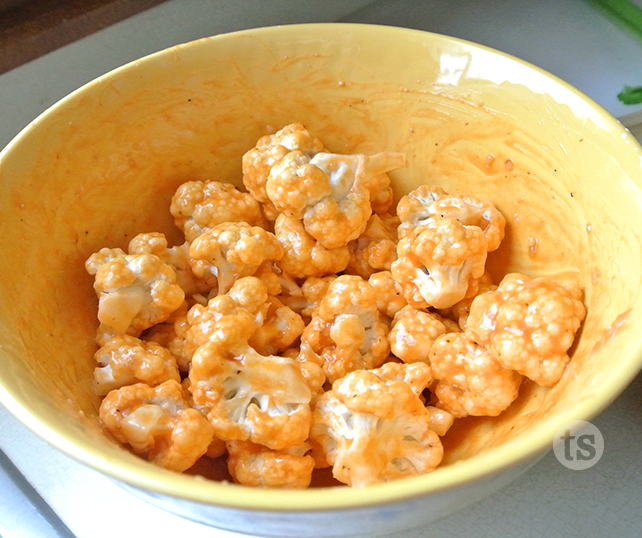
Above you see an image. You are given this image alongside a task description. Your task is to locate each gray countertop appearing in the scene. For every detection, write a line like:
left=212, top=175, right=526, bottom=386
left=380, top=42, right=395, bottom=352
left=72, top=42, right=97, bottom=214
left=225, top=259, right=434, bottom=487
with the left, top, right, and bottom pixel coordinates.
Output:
left=1, top=1, right=642, bottom=537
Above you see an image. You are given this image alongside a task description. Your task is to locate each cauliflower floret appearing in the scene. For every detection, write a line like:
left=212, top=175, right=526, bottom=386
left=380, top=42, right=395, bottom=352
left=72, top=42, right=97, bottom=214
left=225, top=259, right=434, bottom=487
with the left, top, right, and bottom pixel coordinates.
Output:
left=242, top=123, right=325, bottom=219
left=346, top=213, right=399, bottom=279
left=278, top=274, right=338, bottom=324
left=226, top=440, right=315, bottom=488
left=299, top=275, right=337, bottom=321
left=465, top=272, right=586, bottom=386
left=362, top=172, right=395, bottom=215
left=85, top=248, right=185, bottom=339
left=142, top=305, right=193, bottom=372
left=189, top=221, right=283, bottom=294
left=429, top=333, right=522, bottom=417
left=253, top=262, right=288, bottom=297
left=310, top=362, right=443, bottom=487
left=367, top=270, right=407, bottom=320
left=180, top=276, right=268, bottom=365
left=397, top=185, right=506, bottom=250
left=300, top=275, right=390, bottom=383
left=267, top=150, right=405, bottom=249
left=248, top=295, right=305, bottom=356
left=170, top=180, right=267, bottom=242
left=391, top=217, right=488, bottom=310
left=99, top=380, right=214, bottom=472
left=425, top=406, right=455, bottom=437
left=274, top=214, right=350, bottom=279
left=93, top=334, right=180, bottom=396
left=444, top=271, right=497, bottom=330
left=388, top=306, right=459, bottom=364
left=373, top=361, right=435, bottom=398
left=295, top=353, right=328, bottom=403
left=264, top=150, right=333, bottom=218
left=188, top=340, right=312, bottom=450
left=128, top=232, right=211, bottom=297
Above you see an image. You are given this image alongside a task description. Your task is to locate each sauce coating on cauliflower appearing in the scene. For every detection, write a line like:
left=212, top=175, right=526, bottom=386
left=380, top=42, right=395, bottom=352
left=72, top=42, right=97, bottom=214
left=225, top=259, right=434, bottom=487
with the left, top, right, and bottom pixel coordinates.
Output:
left=85, top=248, right=185, bottom=343
left=99, top=380, right=214, bottom=472
left=189, top=221, right=283, bottom=294
left=397, top=185, right=506, bottom=251
left=429, top=332, right=522, bottom=417
left=310, top=362, right=443, bottom=487
left=465, top=272, right=586, bottom=386
left=226, top=440, right=315, bottom=489
left=93, top=334, right=181, bottom=396
left=85, top=123, right=586, bottom=488
left=300, top=275, right=390, bottom=383
left=242, top=123, right=325, bottom=219
left=388, top=306, right=459, bottom=364
left=189, top=340, right=312, bottom=450
left=170, top=180, right=267, bottom=242
left=391, top=217, right=488, bottom=309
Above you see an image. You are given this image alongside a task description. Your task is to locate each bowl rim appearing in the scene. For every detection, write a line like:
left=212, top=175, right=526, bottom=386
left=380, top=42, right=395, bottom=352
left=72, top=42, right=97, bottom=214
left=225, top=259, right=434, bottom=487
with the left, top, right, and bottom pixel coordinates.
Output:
left=2, top=21, right=642, bottom=512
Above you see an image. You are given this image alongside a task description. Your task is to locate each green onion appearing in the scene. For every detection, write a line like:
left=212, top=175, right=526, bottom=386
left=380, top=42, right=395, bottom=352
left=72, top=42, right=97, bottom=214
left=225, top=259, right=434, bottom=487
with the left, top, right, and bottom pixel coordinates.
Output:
left=586, top=0, right=642, bottom=41
left=586, top=0, right=642, bottom=104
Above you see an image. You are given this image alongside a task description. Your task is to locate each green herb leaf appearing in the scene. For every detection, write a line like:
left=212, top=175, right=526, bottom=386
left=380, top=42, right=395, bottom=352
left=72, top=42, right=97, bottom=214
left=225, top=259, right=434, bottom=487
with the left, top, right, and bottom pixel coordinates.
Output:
left=618, top=85, right=642, bottom=104
left=586, top=0, right=642, bottom=43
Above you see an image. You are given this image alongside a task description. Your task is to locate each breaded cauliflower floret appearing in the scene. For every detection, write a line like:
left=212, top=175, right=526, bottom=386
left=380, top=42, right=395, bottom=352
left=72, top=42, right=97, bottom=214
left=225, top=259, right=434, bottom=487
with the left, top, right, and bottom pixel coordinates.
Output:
left=170, top=180, right=267, bottom=242
left=99, top=380, right=214, bottom=472
left=346, top=213, right=399, bottom=279
left=128, top=232, right=210, bottom=298
left=368, top=270, right=407, bottom=320
left=267, top=150, right=405, bottom=249
left=388, top=306, right=459, bottom=364
left=189, top=221, right=283, bottom=294
left=301, top=275, right=390, bottom=383
left=85, top=248, right=185, bottom=340
left=189, top=340, right=312, bottom=450
left=429, top=333, right=522, bottom=417
left=93, top=334, right=180, bottom=396
left=391, top=217, right=488, bottom=310
left=397, top=185, right=506, bottom=250
left=226, top=440, right=315, bottom=489
left=242, top=123, right=325, bottom=219
left=310, top=362, right=443, bottom=487
left=465, top=272, right=586, bottom=386
left=274, top=215, right=350, bottom=279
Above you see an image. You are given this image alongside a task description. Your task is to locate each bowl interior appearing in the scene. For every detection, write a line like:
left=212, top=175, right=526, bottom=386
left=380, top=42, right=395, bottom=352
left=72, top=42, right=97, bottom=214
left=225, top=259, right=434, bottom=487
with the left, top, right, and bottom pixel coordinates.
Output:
left=1, top=23, right=642, bottom=510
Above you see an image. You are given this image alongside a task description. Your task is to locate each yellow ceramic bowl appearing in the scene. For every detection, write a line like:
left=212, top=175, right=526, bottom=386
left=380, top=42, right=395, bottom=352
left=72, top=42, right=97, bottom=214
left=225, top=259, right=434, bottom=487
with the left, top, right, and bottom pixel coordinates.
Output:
left=1, top=23, right=642, bottom=537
